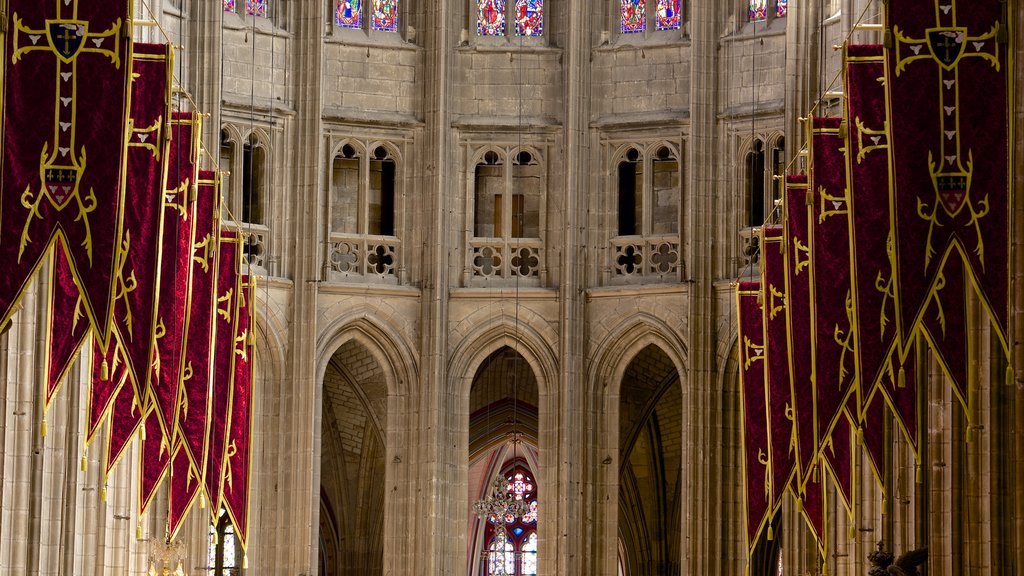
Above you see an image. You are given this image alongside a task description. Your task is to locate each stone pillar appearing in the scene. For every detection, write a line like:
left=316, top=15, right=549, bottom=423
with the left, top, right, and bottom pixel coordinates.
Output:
left=685, top=2, right=719, bottom=573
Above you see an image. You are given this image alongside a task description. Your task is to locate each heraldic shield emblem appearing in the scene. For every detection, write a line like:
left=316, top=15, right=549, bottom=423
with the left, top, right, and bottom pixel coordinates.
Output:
left=926, top=27, right=967, bottom=70
left=41, top=164, right=81, bottom=209
left=932, top=166, right=971, bottom=217
left=46, top=21, right=87, bottom=63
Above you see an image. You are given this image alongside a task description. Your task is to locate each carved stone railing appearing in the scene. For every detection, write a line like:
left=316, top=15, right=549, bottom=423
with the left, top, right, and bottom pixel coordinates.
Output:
left=469, top=238, right=543, bottom=282
left=608, top=234, right=683, bottom=283
left=240, top=223, right=270, bottom=275
left=327, top=233, right=401, bottom=283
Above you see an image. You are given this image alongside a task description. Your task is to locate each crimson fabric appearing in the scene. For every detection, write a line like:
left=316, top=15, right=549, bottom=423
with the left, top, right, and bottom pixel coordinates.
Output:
left=86, top=342, right=128, bottom=444
left=921, top=256, right=971, bottom=413
left=760, top=226, right=795, bottom=511
left=823, top=413, right=855, bottom=518
left=152, top=112, right=201, bottom=443
left=138, top=407, right=171, bottom=516
left=0, top=1, right=132, bottom=343
left=177, top=171, right=221, bottom=476
left=845, top=44, right=904, bottom=402
left=223, top=275, right=254, bottom=551
left=793, top=472, right=826, bottom=559
left=877, top=342, right=921, bottom=455
left=783, top=175, right=817, bottom=488
left=810, top=117, right=857, bottom=453
left=860, top=388, right=886, bottom=491
left=93, top=42, right=173, bottom=404
left=168, top=442, right=201, bottom=541
left=204, top=231, right=242, bottom=517
left=44, top=244, right=89, bottom=415
left=737, top=282, right=770, bottom=552
left=885, top=0, right=1010, bottom=351
left=105, top=378, right=142, bottom=480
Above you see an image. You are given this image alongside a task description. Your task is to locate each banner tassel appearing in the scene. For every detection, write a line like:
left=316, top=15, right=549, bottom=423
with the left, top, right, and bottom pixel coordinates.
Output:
left=199, top=492, right=206, bottom=510
left=857, top=426, right=865, bottom=446
left=81, top=451, right=88, bottom=473
left=101, top=485, right=108, bottom=502
left=1007, top=365, right=1014, bottom=388
left=967, top=426, right=974, bottom=444
left=136, top=522, right=143, bottom=541
left=897, top=366, right=906, bottom=389
left=849, top=523, right=857, bottom=541
left=100, top=359, right=109, bottom=381
left=767, top=526, right=774, bottom=541
left=41, top=419, right=47, bottom=437
left=243, top=555, right=249, bottom=569
left=881, top=497, right=888, bottom=514
left=140, top=424, right=146, bottom=443
left=916, top=463, right=923, bottom=484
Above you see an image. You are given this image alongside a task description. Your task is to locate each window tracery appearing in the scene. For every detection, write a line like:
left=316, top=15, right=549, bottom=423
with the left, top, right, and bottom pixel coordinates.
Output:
left=477, top=0, right=544, bottom=37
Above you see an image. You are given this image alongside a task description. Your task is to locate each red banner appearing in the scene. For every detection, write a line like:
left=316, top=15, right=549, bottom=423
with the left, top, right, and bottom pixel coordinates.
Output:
left=760, top=226, right=796, bottom=511
left=177, top=171, right=222, bottom=478
left=93, top=42, right=173, bottom=404
left=167, top=441, right=201, bottom=541
left=845, top=44, right=906, bottom=402
left=42, top=245, right=89, bottom=425
left=920, top=256, right=971, bottom=414
left=809, top=117, right=857, bottom=452
left=822, top=412, right=855, bottom=520
left=86, top=344, right=129, bottom=444
left=737, top=281, right=770, bottom=553
left=885, top=0, right=1011, bottom=352
left=223, top=274, right=255, bottom=551
left=204, top=231, right=242, bottom=516
left=104, top=378, right=143, bottom=482
left=859, top=387, right=887, bottom=491
left=791, top=470, right=826, bottom=560
left=0, top=1, right=133, bottom=343
left=783, top=175, right=817, bottom=488
left=138, top=404, right=171, bottom=516
left=151, top=111, right=201, bottom=443
left=875, top=341, right=922, bottom=457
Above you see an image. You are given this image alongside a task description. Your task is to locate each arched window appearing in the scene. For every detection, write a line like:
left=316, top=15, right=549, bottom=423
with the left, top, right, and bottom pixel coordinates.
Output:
left=620, top=0, right=682, bottom=34
left=334, top=0, right=399, bottom=32
left=748, top=0, right=787, bottom=22
left=616, top=145, right=680, bottom=237
left=224, top=0, right=268, bottom=17
left=477, top=0, right=544, bottom=37
left=220, top=130, right=235, bottom=217
left=746, top=140, right=765, bottom=227
left=241, top=134, right=266, bottom=225
left=474, top=150, right=541, bottom=240
left=482, top=466, right=539, bottom=576
left=330, top=143, right=398, bottom=236
left=208, top=507, right=241, bottom=575
left=744, top=136, right=784, bottom=228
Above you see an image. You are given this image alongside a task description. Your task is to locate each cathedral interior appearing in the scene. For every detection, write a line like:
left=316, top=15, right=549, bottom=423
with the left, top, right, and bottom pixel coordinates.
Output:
left=1, top=0, right=1023, bottom=575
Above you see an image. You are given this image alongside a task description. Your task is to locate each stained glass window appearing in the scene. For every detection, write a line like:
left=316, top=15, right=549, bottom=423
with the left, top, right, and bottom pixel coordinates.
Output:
left=656, top=0, right=681, bottom=30
left=487, top=534, right=515, bottom=575
left=372, top=0, right=398, bottom=32
left=246, top=0, right=267, bottom=17
left=749, top=0, right=767, bottom=21
left=224, top=0, right=236, bottom=12
left=775, top=0, right=788, bottom=17
left=515, top=0, right=543, bottom=36
left=621, top=0, right=646, bottom=34
left=209, top=508, right=240, bottom=573
left=521, top=533, right=538, bottom=575
left=336, top=0, right=361, bottom=28
left=478, top=0, right=506, bottom=36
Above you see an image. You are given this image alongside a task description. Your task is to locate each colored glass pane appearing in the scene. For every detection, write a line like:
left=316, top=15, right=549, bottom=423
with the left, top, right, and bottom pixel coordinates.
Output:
left=372, top=0, right=398, bottom=32
left=515, top=0, right=543, bottom=36
left=523, top=499, right=538, bottom=524
left=656, top=0, right=681, bottom=30
left=521, top=533, right=538, bottom=575
left=487, top=534, right=515, bottom=575
left=775, top=0, right=788, bottom=17
left=749, top=0, right=767, bottom=21
left=621, top=0, right=645, bottom=33
left=246, top=0, right=267, bottom=17
left=224, top=0, right=236, bottom=11
left=336, top=0, right=361, bottom=28
left=478, top=0, right=506, bottom=36
left=223, top=524, right=238, bottom=568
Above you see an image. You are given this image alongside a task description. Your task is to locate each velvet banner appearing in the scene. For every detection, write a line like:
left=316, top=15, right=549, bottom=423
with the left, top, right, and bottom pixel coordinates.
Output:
left=151, top=111, right=201, bottom=443
left=223, top=274, right=255, bottom=551
left=737, top=281, right=770, bottom=553
left=0, top=1, right=133, bottom=344
left=92, top=42, right=173, bottom=404
left=822, top=412, right=855, bottom=521
left=138, top=404, right=171, bottom=516
left=177, top=171, right=222, bottom=478
left=885, top=0, right=1011, bottom=353
left=43, top=244, right=89, bottom=427
left=809, top=117, right=858, bottom=454
left=920, top=256, right=971, bottom=416
left=167, top=441, right=201, bottom=541
left=204, top=231, right=242, bottom=517
left=104, top=377, right=142, bottom=482
left=782, top=175, right=817, bottom=489
left=845, top=44, right=906, bottom=404
left=859, top=386, right=886, bottom=491
left=876, top=339, right=922, bottom=457
left=86, top=345, right=128, bottom=445
left=791, top=470, right=826, bottom=560
left=760, top=226, right=796, bottom=511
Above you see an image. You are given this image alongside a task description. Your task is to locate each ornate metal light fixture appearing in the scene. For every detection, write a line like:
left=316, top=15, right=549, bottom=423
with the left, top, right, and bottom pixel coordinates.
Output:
left=147, top=537, right=187, bottom=576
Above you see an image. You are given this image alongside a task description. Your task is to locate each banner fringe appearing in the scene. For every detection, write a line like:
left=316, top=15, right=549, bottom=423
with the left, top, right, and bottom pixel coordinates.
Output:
left=100, top=359, right=109, bottom=381
left=898, top=366, right=906, bottom=389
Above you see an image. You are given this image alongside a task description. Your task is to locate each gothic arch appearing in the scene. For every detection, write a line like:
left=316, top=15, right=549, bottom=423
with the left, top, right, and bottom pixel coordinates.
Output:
left=315, top=312, right=417, bottom=398
left=589, top=313, right=688, bottom=398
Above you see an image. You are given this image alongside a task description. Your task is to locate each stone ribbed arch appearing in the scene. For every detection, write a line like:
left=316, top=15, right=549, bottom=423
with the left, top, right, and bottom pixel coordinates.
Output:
left=315, top=312, right=418, bottom=398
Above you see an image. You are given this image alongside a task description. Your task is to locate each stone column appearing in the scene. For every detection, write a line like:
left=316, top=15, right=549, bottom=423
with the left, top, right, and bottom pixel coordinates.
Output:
left=685, top=2, right=720, bottom=573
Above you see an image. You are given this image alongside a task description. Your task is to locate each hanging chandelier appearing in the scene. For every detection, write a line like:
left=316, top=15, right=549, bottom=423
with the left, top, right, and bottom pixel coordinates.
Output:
left=147, top=537, right=187, bottom=576
left=473, top=470, right=533, bottom=576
